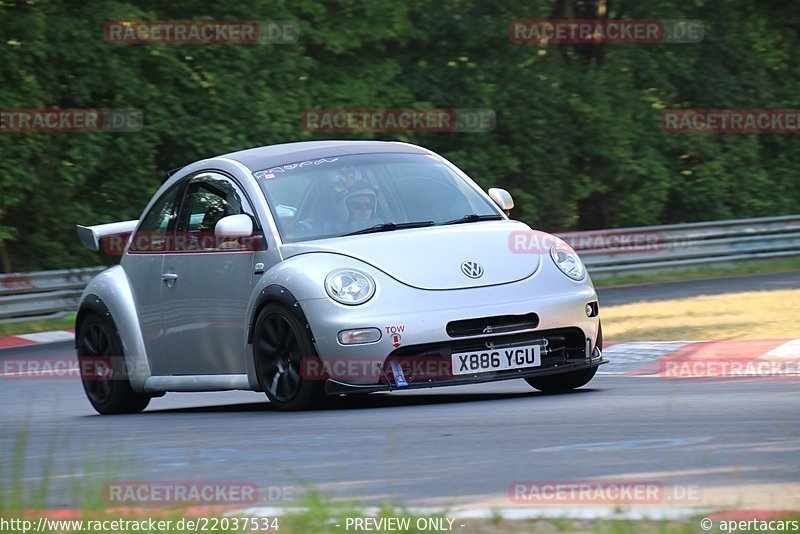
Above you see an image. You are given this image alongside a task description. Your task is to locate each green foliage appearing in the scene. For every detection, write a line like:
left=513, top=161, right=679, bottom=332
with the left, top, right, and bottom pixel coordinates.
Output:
left=1, top=0, right=798, bottom=271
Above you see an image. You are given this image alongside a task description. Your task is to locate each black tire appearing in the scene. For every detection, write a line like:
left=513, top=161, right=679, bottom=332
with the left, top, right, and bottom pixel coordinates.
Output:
left=253, top=304, right=325, bottom=411
left=76, top=313, right=150, bottom=414
left=526, top=323, right=602, bottom=393
left=525, top=365, right=598, bottom=393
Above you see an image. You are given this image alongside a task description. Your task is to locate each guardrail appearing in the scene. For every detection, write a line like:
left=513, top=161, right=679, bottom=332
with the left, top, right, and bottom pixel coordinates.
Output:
left=557, top=214, right=800, bottom=278
left=1, top=214, right=798, bottom=322
left=0, top=267, right=106, bottom=322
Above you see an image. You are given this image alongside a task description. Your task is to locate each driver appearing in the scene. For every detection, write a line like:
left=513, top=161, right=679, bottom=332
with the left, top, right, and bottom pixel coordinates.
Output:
left=341, top=179, right=382, bottom=231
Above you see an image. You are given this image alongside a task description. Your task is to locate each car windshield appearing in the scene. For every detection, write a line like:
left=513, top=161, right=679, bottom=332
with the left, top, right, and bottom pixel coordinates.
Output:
left=254, top=153, right=501, bottom=243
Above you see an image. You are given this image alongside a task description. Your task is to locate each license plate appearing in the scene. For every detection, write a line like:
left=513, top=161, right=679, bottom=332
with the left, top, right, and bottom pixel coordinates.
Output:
left=451, top=343, right=542, bottom=375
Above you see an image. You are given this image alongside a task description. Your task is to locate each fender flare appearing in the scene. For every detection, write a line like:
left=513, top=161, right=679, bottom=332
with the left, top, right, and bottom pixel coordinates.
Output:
left=75, top=294, right=113, bottom=349
left=247, top=285, right=316, bottom=344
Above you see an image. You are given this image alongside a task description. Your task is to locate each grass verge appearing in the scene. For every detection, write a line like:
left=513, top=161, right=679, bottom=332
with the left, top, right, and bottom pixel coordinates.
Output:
left=602, top=288, right=800, bottom=341
left=0, top=314, right=75, bottom=338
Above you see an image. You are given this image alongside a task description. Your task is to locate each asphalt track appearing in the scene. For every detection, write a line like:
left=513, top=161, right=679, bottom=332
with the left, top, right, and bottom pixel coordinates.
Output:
left=1, top=271, right=798, bottom=514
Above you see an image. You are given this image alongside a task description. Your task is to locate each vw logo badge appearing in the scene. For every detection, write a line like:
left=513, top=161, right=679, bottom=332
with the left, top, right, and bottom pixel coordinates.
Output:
left=461, top=261, right=484, bottom=279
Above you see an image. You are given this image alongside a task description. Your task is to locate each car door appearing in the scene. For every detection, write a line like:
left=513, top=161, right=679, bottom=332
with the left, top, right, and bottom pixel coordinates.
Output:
left=161, top=172, right=262, bottom=376
left=122, top=181, right=186, bottom=376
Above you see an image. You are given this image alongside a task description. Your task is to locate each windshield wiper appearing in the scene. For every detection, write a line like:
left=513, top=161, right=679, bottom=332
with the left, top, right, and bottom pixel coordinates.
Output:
left=342, top=221, right=435, bottom=236
left=441, top=214, right=504, bottom=225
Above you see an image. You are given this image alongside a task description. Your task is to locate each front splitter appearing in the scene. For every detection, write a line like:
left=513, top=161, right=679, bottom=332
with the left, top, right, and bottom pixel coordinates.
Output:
left=324, top=358, right=608, bottom=395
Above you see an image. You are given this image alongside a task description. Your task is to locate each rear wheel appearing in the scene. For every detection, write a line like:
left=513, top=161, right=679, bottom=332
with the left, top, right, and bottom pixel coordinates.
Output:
left=77, top=313, right=150, bottom=414
left=253, top=304, right=325, bottom=411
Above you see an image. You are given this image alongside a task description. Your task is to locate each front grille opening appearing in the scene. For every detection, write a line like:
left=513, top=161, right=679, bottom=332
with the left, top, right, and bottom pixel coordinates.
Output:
left=391, top=328, right=586, bottom=359
left=383, top=327, right=589, bottom=385
left=381, top=327, right=586, bottom=384
left=446, top=313, right=539, bottom=337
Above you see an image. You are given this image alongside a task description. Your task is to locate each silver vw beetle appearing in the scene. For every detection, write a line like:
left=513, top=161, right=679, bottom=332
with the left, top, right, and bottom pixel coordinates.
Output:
left=75, top=140, right=605, bottom=413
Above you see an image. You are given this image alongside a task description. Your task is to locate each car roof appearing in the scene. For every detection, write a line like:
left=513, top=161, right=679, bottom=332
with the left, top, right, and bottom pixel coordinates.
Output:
left=218, top=140, right=433, bottom=172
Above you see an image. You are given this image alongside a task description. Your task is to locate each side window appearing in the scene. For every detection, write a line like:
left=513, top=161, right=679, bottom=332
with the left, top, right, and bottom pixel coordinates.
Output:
left=174, top=175, right=257, bottom=251
left=129, top=184, right=181, bottom=253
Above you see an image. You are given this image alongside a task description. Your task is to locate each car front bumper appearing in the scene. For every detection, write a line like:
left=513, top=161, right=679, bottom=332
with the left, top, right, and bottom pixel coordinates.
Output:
left=299, top=266, right=602, bottom=391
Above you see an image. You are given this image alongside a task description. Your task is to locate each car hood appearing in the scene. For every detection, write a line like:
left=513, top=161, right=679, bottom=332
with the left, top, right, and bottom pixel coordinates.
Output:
left=279, top=220, right=541, bottom=290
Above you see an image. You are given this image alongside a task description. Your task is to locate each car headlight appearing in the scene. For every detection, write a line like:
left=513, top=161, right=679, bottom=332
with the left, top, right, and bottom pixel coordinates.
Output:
left=550, top=243, right=586, bottom=280
left=325, top=269, right=376, bottom=305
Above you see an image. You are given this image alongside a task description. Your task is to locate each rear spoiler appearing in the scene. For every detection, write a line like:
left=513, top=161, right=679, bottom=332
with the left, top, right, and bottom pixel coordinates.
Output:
left=76, top=220, right=139, bottom=251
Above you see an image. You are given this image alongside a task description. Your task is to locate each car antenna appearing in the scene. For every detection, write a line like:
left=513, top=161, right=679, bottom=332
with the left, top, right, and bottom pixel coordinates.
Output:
left=163, top=166, right=183, bottom=183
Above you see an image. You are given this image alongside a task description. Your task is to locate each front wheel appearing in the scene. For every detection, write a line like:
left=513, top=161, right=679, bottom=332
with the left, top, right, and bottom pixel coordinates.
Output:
left=526, top=323, right=602, bottom=393
left=76, top=313, right=150, bottom=414
left=525, top=365, right=598, bottom=393
left=253, top=304, right=325, bottom=411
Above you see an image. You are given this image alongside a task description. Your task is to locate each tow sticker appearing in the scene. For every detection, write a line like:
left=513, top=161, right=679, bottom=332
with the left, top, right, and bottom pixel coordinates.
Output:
left=385, top=325, right=404, bottom=348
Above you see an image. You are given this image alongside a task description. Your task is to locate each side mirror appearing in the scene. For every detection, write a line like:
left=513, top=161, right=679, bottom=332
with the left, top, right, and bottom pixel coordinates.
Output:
left=215, top=214, right=253, bottom=238
left=488, top=188, right=514, bottom=215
